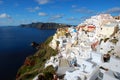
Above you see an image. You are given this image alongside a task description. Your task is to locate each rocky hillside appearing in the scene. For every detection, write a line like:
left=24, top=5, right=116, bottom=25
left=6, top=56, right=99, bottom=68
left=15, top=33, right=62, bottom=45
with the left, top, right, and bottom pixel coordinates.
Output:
left=20, top=22, right=73, bottom=29
left=16, top=36, right=58, bottom=80
left=17, top=14, right=120, bottom=80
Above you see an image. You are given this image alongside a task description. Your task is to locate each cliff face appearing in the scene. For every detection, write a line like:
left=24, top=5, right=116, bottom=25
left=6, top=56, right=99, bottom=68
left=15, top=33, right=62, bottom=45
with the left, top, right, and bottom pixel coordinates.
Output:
left=16, top=36, right=58, bottom=80
left=20, top=22, right=72, bottom=29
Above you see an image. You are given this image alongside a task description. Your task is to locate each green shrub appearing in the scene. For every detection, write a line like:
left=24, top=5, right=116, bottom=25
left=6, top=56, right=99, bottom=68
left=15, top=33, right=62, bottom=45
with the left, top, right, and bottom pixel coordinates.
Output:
left=104, top=38, right=109, bottom=42
left=16, top=36, right=58, bottom=80
left=44, top=36, right=53, bottom=45
left=110, top=39, right=118, bottom=44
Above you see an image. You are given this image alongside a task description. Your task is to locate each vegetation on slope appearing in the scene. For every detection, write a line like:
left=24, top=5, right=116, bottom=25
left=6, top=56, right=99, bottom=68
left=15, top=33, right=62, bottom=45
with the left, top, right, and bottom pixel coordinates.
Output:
left=16, top=36, right=58, bottom=80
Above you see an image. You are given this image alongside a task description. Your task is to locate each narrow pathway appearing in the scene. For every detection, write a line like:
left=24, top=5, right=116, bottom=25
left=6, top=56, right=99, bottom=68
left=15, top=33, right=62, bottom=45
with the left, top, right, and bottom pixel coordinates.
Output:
left=57, top=58, right=74, bottom=76
left=59, top=58, right=69, bottom=67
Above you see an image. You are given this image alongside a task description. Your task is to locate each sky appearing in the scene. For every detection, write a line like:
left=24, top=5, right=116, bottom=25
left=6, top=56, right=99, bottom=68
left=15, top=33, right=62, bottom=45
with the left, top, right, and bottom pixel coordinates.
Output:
left=0, top=0, right=120, bottom=26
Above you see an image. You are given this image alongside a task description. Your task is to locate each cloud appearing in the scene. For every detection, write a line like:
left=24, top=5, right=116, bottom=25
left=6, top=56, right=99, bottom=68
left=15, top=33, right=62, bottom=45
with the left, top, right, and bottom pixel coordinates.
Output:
left=105, top=7, right=120, bottom=14
left=67, top=16, right=90, bottom=23
left=72, top=5, right=77, bottom=8
left=36, top=0, right=51, bottom=4
left=49, top=14, right=63, bottom=20
left=19, top=19, right=31, bottom=24
left=38, top=12, right=47, bottom=16
left=80, top=16, right=91, bottom=21
left=0, top=13, right=13, bottom=25
left=74, top=7, right=95, bottom=14
left=0, top=13, right=11, bottom=19
left=27, top=6, right=40, bottom=12
left=0, top=0, right=3, bottom=4
left=67, top=17, right=77, bottom=21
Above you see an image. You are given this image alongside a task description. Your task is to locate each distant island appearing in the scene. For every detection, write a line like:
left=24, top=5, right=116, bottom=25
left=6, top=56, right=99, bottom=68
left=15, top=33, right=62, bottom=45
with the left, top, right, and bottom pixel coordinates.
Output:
left=20, top=22, right=75, bottom=29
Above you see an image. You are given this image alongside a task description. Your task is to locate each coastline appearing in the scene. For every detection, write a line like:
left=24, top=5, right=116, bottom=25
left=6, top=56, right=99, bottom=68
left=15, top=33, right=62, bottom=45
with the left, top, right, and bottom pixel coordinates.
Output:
left=16, top=36, right=58, bottom=80
left=0, top=26, right=56, bottom=80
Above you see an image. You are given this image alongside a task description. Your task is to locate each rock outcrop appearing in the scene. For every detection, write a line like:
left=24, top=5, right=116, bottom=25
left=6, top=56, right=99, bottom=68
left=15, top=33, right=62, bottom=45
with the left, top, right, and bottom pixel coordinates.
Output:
left=16, top=36, right=58, bottom=80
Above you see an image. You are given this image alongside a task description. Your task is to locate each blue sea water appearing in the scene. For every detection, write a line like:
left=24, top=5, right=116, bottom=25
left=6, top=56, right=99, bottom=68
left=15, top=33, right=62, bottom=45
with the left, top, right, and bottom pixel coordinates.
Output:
left=0, top=26, right=56, bottom=80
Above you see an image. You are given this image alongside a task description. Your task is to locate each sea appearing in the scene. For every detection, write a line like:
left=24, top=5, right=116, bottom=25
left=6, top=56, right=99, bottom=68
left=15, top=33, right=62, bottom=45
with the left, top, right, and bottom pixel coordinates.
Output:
left=0, top=26, right=56, bottom=80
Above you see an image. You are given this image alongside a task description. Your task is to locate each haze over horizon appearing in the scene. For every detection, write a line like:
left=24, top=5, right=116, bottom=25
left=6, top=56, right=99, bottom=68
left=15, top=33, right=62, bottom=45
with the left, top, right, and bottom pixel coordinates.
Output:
left=0, top=0, right=120, bottom=26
